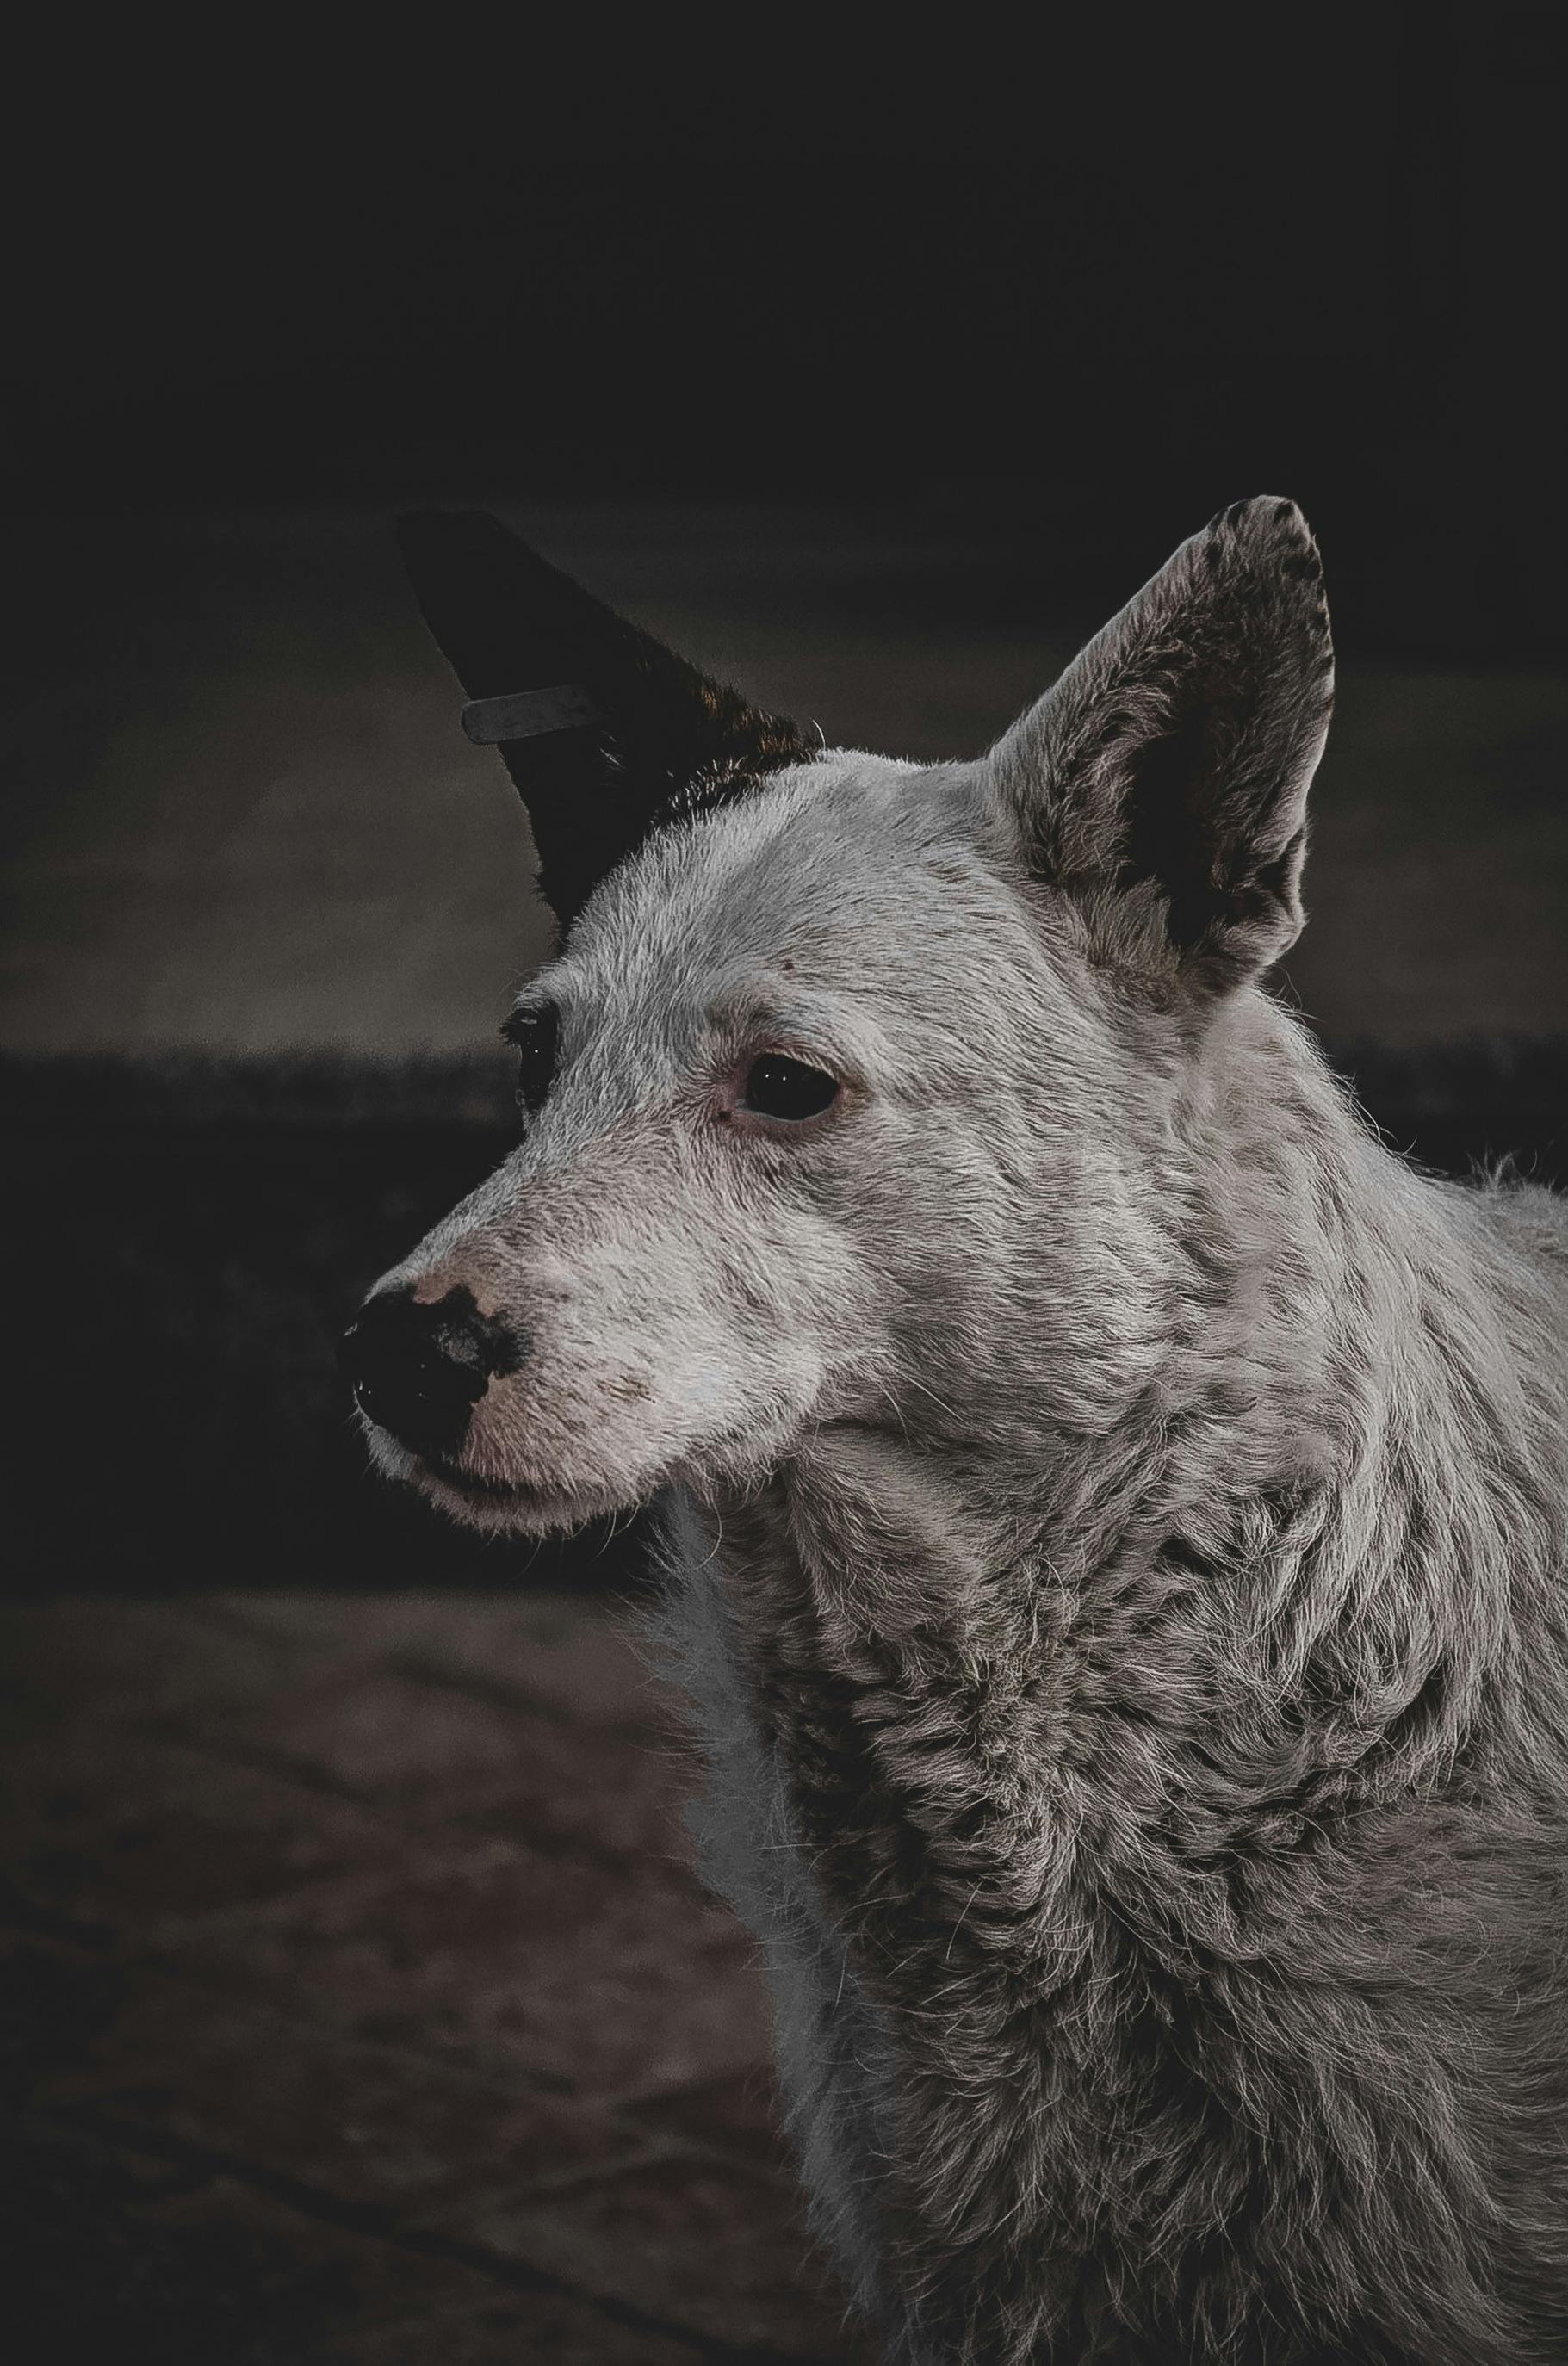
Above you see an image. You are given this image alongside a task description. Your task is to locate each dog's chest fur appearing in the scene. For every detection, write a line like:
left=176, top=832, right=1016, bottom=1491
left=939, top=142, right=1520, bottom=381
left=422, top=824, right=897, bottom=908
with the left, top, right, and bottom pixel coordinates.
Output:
left=655, top=1471, right=1245, bottom=2363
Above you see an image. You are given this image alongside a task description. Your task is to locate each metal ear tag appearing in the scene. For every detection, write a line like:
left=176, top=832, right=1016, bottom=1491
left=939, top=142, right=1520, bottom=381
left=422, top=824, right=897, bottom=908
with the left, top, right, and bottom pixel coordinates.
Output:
left=461, top=684, right=601, bottom=745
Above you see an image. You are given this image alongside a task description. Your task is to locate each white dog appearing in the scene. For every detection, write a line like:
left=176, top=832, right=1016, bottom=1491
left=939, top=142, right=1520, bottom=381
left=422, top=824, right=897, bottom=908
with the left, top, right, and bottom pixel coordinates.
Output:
left=344, top=500, right=1568, bottom=2363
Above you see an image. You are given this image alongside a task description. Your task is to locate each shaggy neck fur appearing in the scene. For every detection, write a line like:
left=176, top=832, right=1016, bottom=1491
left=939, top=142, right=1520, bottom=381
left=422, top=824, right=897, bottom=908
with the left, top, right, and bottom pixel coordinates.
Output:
left=681, top=1009, right=1568, bottom=2365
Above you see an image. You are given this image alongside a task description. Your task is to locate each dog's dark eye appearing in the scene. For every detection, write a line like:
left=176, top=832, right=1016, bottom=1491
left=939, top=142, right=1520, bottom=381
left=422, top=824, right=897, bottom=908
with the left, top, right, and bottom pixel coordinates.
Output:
left=502, top=1004, right=559, bottom=1114
left=741, top=1054, right=840, bottom=1122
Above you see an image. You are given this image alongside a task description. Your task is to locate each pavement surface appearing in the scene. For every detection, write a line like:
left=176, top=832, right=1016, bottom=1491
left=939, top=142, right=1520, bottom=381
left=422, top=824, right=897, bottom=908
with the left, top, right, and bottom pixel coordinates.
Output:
left=1, top=1589, right=878, bottom=2363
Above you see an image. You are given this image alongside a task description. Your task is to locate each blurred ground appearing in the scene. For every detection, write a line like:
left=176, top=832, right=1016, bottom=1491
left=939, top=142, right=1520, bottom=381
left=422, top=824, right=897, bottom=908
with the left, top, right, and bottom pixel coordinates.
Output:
left=1, top=1587, right=876, bottom=2363
left=3, top=504, right=1565, bottom=1057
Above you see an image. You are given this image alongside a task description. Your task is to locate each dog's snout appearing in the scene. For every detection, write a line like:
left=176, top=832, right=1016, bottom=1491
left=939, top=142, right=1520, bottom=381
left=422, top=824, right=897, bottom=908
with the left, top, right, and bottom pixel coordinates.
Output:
left=338, top=1284, right=527, bottom=1461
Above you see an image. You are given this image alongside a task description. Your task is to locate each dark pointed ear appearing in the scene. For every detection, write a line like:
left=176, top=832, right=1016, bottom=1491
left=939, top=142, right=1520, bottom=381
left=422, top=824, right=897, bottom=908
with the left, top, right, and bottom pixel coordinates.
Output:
left=984, top=497, right=1334, bottom=993
left=395, top=511, right=809, bottom=932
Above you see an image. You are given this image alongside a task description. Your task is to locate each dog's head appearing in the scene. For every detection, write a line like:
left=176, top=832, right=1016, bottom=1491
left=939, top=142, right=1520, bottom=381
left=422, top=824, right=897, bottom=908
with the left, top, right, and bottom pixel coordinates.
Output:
left=343, top=499, right=1333, bottom=1533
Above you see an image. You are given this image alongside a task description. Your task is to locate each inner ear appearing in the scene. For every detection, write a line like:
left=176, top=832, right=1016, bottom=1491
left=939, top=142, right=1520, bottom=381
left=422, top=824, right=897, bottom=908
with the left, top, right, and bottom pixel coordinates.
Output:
left=988, top=495, right=1334, bottom=992
left=1118, top=693, right=1233, bottom=948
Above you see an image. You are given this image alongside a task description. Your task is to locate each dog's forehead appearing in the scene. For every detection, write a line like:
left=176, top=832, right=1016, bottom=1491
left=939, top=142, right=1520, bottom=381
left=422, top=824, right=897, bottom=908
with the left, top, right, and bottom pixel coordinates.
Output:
left=558, top=753, right=987, bottom=1006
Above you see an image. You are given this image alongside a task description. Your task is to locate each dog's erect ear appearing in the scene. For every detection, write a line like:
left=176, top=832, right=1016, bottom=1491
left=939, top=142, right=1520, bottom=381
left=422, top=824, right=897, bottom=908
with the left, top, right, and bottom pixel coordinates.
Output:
left=396, top=511, right=808, bottom=932
left=984, top=497, right=1334, bottom=992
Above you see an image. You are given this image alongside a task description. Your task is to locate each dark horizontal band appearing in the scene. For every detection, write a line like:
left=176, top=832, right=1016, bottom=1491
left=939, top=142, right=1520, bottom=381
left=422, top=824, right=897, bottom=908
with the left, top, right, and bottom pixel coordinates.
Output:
left=460, top=684, right=601, bottom=745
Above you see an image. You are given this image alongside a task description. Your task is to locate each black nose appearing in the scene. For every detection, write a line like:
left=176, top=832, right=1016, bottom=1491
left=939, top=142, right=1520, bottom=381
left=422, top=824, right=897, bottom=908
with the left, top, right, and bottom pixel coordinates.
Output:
left=338, top=1285, right=527, bottom=1461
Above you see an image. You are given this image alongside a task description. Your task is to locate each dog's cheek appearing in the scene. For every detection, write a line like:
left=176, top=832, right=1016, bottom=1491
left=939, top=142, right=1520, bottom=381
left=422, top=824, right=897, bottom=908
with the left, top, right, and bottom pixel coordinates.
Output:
left=455, top=1306, right=693, bottom=1492
left=536, top=1297, right=827, bottom=1493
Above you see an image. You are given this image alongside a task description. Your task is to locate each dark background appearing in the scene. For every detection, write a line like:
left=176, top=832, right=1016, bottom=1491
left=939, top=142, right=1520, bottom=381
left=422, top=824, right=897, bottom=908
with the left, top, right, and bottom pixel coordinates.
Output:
left=6, top=5, right=1565, bottom=658
left=4, top=4, right=1566, bottom=1599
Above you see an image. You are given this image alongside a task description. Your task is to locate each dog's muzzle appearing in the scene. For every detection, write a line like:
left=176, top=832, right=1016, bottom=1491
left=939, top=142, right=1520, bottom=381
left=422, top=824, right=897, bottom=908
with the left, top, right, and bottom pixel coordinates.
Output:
left=338, top=1285, right=528, bottom=1461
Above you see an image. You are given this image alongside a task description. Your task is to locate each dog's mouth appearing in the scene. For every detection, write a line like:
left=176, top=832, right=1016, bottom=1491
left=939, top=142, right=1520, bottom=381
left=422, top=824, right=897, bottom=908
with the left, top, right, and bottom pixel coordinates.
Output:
left=409, top=1446, right=644, bottom=1535
left=367, top=1384, right=832, bottom=1536
left=418, top=1453, right=583, bottom=1527
left=424, top=1455, right=543, bottom=1503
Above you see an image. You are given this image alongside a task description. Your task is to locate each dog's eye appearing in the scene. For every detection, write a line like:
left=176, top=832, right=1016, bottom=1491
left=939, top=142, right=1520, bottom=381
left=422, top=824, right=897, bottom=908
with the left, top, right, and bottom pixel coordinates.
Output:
left=741, top=1054, right=840, bottom=1122
left=501, top=1004, right=560, bottom=1114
